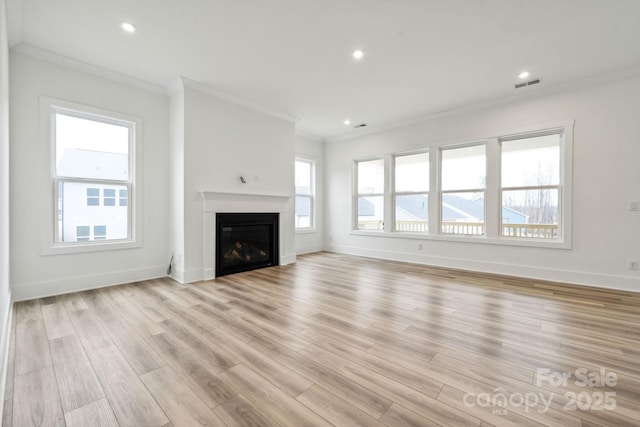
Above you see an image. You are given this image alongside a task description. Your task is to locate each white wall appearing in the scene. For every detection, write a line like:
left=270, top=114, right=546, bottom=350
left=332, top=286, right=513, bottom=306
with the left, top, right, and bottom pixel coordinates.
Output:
left=168, top=84, right=185, bottom=282
left=0, top=0, right=13, bottom=418
left=9, top=52, right=170, bottom=300
left=295, top=134, right=325, bottom=254
left=325, top=75, right=640, bottom=291
left=170, top=80, right=296, bottom=282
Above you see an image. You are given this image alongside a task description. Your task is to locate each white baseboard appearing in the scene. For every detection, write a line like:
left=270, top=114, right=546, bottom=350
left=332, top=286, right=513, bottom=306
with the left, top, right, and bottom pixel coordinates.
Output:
left=295, top=244, right=324, bottom=255
left=11, top=265, right=168, bottom=301
left=0, top=294, right=13, bottom=423
left=281, top=253, right=297, bottom=265
left=326, top=244, right=640, bottom=293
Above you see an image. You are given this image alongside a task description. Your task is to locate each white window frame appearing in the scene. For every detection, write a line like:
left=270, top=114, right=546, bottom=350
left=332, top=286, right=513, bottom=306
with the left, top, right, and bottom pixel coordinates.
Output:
left=439, top=142, right=487, bottom=237
left=354, top=157, right=387, bottom=232
left=350, top=121, right=573, bottom=249
left=499, top=129, right=563, bottom=240
left=295, top=158, right=315, bottom=231
left=40, top=97, right=143, bottom=255
left=393, top=150, right=430, bottom=233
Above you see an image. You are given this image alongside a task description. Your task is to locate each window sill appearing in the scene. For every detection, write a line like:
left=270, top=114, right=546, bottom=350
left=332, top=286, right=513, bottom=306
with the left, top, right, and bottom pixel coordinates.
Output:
left=349, top=230, right=571, bottom=249
left=41, top=239, right=141, bottom=256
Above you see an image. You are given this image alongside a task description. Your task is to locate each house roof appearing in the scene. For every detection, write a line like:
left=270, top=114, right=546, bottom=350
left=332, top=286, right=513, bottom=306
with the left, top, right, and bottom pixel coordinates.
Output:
left=57, top=149, right=128, bottom=180
left=393, top=193, right=527, bottom=223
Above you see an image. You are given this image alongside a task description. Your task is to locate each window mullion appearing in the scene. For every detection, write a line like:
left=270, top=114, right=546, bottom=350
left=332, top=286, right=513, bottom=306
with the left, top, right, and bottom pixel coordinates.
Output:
left=485, top=138, right=500, bottom=238
left=384, top=155, right=393, bottom=232
left=429, top=148, right=440, bottom=235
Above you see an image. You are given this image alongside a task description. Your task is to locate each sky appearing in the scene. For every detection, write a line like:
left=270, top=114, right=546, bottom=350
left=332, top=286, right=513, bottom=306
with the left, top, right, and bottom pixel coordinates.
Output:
left=55, top=113, right=129, bottom=167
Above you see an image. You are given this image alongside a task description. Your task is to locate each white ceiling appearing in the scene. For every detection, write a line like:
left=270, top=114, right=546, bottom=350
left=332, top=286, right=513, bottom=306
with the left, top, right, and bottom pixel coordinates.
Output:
left=7, top=0, right=640, bottom=139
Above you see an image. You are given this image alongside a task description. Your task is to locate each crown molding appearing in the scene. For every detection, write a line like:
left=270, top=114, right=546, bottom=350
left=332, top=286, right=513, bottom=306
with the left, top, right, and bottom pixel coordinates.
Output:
left=325, top=64, right=640, bottom=143
left=10, top=43, right=166, bottom=95
left=175, top=76, right=299, bottom=124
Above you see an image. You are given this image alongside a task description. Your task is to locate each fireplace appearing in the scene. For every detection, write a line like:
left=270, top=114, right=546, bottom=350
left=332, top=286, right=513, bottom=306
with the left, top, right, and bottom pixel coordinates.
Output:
left=215, top=212, right=279, bottom=277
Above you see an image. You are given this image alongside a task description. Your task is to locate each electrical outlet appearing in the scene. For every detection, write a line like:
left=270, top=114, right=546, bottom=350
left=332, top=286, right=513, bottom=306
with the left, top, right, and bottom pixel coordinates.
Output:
left=629, top=260, right=639, bottom=271
left=630, top=201, right=640, bottom=212
left=417, top=242, right=423, bottom=250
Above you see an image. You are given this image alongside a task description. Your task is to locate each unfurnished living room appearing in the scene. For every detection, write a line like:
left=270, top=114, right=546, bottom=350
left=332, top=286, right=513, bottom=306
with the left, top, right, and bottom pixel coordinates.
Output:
left=1, top=1, right=639, bottom=426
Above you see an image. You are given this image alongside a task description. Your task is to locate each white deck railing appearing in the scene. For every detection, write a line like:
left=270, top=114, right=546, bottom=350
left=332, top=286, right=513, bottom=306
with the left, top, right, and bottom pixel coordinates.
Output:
left=357, top=220, right=557, bottom=239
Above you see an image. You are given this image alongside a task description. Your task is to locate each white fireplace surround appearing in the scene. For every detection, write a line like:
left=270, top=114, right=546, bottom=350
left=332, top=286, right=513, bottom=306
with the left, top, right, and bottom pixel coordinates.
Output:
left=201, top=191, right=295, bottom=280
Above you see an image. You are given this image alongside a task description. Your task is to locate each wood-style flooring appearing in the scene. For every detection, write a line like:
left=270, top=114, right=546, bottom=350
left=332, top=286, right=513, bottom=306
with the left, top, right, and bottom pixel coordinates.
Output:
left=3, top=252, right=640, bottom=426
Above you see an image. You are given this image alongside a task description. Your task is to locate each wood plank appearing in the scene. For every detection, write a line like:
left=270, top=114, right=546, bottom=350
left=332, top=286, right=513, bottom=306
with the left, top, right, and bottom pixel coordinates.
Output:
left=13, top=367, right=65, bottom=427
left=59, top=293, right=89, bottom=312
left=41, top=297, right=75, bottom=340
left=68, top=309, right=113, bottom=350
left=103, top=318, right=165, bottom=375
left=87, top=344, right=169, bottom=427
left=158, top=317, right=236, bottom=371
left=15, top=299, right=42, bottom=323
left=381, top=402, right=445, bottom=427
left=64, top=398, right=119, bottom=427
left=149, top=332, right=237, bottom=408
left=49, top=334, right=104, bottom=412
left=298, top=343, right=483, bottom=426
left=213, top=394, right=279, bottom=427
left=208, top=326, right=313, bottom=397
left=296, top=384, right=386, bottom=427
left=15, top=320, right=51, bottom=375
left=219, top=364, right=332, bottom=427
left=254, top=340, right=392, bottom=419
left=141, top=366, right=226, bottom=427
left=111, top=301, right=164, bottom=336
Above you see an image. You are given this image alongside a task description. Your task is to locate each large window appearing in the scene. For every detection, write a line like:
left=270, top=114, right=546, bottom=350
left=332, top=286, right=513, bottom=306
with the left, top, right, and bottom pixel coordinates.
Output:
left=356, top=158, right=385, bottom=231
left=441, top=144, right=486, bottom=236
left=394, top=152, right=429, bottom=232
left=350, top=123, right=572, bottom=248
left=501, top=132, right=561, bottom=239
left=53, top=108, right=133, bottom=244
left=295, top=159, right=314, bottom=229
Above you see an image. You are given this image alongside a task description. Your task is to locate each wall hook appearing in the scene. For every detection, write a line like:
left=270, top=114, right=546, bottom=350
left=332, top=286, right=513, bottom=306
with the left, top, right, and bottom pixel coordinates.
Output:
left=240, top=175, right=247, bottom=184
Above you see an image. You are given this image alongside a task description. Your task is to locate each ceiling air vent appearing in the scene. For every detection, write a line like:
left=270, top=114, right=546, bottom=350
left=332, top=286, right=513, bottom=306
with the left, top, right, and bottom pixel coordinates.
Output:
left=515, top=78, right=541, bottom=89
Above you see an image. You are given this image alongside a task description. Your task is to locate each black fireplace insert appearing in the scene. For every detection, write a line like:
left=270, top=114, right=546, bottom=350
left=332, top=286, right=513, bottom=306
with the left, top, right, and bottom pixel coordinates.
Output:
left=216, top=212, right=279, bottom=277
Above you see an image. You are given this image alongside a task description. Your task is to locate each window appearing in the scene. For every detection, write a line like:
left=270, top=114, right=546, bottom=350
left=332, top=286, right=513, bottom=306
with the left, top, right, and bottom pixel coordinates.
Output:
left=53, top=107, right=133, bottom=244
left=76, top=225, right=107, bottom=241
left=394, top=152, right=429, bottom=232
left=103, top=188, right=116, bottom=206
left=94, top=225, right=107, bottom=240
left=86, top=188, right=100, bottom=206
left=76, top=226, right=90, bottom=242
left=356, top=158, right=385, bottom=231
left=441, top=144, right=486, bottom=236
left=501, top=132, right=561, bottom=239
left=351, top=124, right=571, bottom=247
left=295, top=159, right=314, bottom=229
left=119, top=189, right=128, bottom=207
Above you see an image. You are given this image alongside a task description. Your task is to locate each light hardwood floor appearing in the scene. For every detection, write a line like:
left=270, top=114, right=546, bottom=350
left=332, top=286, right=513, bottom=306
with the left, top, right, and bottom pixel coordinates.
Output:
left=3, top=252, right=640, bottom=426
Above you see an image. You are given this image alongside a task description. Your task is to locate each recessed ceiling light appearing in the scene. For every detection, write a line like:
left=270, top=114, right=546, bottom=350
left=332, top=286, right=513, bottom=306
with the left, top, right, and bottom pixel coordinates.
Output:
left=344, top=119, right=351, bottom=125
left=518, top=71, right=530, bottom=79
left=121, top=22, right=136, bottom=33
left=352, top=50, right=364, bottom=60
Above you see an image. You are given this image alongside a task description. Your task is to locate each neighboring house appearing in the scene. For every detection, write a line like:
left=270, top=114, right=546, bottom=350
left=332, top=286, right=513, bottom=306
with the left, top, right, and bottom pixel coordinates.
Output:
left=57, top=149, right=129, bottom=242
left=395, top=195, right=427, bottom=221
left=396, top=194, right=528, bottom=223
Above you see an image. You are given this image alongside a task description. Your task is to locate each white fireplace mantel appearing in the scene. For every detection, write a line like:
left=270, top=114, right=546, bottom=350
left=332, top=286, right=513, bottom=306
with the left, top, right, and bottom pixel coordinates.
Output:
left=200, top=191, right=294, bottom=280
left=201, top=191, right=291, bottom=212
